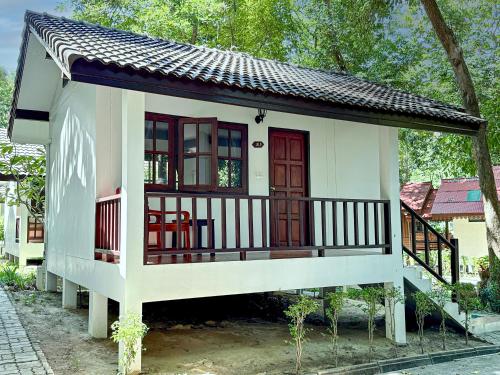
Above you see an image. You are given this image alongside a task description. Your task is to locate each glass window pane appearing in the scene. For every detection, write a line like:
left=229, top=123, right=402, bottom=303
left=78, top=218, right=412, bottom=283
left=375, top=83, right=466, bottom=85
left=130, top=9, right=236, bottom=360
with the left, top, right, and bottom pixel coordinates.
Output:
left=183, top=124, right=197, bottom=153
left=145, top=120, right=154, bottom=151
left=217, top=128, right=229, bottom=157
left=183, top=156, right=197, bottom=185
left=217, top=159, right=229, bottom=187
left=199, top=123, right=212, bottom=153
left=199, top=155, right=212, bottom=185
left=230, top=160, right=242, bottom=187
left=155, top=155, right=169, bottom=184
left=156, top=121, right=169, bottom=152
left=231, top=130, right=242, bottom=158
left=144, top=153, right=153, bottom=183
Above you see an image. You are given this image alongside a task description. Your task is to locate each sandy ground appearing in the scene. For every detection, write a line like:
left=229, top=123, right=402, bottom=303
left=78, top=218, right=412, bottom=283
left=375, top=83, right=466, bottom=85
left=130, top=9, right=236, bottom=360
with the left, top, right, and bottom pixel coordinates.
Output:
left=8, top=290, right=486, bottom=375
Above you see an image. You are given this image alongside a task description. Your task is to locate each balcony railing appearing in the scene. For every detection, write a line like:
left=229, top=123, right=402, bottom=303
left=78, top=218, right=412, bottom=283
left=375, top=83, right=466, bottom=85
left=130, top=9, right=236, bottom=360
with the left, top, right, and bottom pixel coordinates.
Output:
left=95, top=193, right=121, bottom=263
left=144, top=192, right=392, bottom=264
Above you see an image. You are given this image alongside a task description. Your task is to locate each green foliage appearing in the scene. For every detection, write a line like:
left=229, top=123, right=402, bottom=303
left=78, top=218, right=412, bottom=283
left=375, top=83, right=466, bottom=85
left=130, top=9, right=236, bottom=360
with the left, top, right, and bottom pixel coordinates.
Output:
left=0, top=217, right=4, bottom=242
left=325, top=290, right=346, bottom=367
left=414, top=290, right=434, bottom=354
left=348, top=287, right=385, bottom=361
left=59, top=0, right=299, bottom=61
left=0, top=143, right=46, bottom=223
left=0, top=68, right=13, bottom=129
left=284, top=294, right=319, bottom=374
left=111, top=313, right=149, bottom=375
left=452, top=282, right=481, bottom=345
left=479, top=279, right=500, bottom=313
left=429, top=285, right=451, bottom=350
left=0, top=262, right=36, bottom=290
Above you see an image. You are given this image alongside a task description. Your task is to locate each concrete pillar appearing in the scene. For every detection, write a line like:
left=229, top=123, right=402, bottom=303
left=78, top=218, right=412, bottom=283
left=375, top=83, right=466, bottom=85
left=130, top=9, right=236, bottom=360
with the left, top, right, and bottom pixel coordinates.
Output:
left=45, top=270, right=57, bottom=292
left=118, top=89, right=146, bottom=374
left=89, top=291, right=108, bottom=338
left=18, top=255, right=27, bottom=267
left=118, top=299, right=143, bottom=374
left=384, top=281, right=406, bottom=344
left=62, top=278, right=78, bottom=309
left=379, top=127, right=407, bottom=344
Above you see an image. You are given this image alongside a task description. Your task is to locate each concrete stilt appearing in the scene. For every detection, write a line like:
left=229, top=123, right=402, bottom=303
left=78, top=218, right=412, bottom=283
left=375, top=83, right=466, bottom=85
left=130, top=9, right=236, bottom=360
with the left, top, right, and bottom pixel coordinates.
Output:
left=118, top=299, right=143, bottom=374
left=384, top=281, right=407, bottom=344
left=88, top=291, right=108, bottom=338
left=45, top=271, right=58, bottom=292
left=62, top=278, right=78, bottom=309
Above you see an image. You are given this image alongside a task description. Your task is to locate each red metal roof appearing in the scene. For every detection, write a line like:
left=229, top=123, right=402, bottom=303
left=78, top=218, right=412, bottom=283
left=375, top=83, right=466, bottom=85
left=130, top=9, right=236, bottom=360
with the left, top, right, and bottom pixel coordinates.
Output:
left=431, top=166, right=500, bottom=218
left=400, top=182, right=433, bottom=214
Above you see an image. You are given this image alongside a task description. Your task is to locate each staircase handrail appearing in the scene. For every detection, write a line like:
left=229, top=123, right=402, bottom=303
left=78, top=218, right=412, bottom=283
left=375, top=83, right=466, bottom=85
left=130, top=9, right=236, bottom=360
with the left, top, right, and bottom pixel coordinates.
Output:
left=401, top=200, right=454, bottom=249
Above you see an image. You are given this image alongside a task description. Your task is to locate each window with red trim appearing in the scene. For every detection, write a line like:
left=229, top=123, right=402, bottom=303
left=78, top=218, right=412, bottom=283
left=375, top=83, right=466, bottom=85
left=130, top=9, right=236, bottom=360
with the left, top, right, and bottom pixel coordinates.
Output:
left=27, top=217, right=44, bottom=243
left=144, top=113, right=175, bottom=189
left=144, top=113, right=248, bottom=193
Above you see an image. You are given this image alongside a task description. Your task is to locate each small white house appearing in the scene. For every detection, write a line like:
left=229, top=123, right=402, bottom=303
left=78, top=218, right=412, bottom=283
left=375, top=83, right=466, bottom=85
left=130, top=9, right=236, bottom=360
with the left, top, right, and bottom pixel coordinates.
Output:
left=0, top=129, right=45, bottom=266
left=8, top=11, right=483, bottom=372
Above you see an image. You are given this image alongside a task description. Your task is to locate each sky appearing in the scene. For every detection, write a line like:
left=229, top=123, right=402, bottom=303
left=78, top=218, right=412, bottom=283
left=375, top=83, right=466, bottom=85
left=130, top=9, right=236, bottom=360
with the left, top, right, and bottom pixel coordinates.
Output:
left=0, top=0, right=70, bottom=73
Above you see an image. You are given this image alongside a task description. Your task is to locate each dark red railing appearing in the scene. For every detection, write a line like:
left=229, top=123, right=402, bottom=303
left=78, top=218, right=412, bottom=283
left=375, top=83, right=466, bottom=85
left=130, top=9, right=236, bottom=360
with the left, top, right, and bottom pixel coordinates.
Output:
left=401, top=200, right=459, bottom=286
left=144, top=192, right=392, bottom=264
left=95, top=193, right=121, bottom=262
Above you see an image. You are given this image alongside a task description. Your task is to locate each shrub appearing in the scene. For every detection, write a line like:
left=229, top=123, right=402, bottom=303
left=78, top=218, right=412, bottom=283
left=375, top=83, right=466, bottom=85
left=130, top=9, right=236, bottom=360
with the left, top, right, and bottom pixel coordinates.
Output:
left=0, top=262, right=36, bottom=290
left=111, top=313, right=149, bottom=375
left=325, top=290, right=347, bottom=367
left=284, top=294, right=319, bottom=375
left=414, top=290, right=434, bottom=354
left=453, top=282, right=481, bottom=345
left=430, top=285, right=451, bottom=350
left=349, top=286, right=385, bottom=361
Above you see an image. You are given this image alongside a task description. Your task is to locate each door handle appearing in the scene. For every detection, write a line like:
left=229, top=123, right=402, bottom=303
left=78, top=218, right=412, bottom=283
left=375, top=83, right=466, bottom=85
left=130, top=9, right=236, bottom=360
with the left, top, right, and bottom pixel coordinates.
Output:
left=270, top=186, right=276, bottom=192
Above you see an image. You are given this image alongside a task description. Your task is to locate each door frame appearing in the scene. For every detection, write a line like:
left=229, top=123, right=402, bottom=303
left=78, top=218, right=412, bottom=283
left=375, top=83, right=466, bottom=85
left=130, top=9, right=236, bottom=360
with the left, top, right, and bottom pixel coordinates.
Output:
left=268, top=128, right=311, bottom=246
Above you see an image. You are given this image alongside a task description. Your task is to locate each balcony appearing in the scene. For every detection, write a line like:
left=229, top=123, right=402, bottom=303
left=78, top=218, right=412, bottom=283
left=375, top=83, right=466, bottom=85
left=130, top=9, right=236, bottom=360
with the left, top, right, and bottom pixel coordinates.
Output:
left=95, top=192, right=392, bottom=265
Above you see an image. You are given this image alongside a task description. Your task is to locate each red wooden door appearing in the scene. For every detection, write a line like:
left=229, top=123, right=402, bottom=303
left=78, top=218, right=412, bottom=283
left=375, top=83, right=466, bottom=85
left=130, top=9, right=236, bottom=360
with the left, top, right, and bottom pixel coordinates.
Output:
left=269, top=130, right=308, bottom=247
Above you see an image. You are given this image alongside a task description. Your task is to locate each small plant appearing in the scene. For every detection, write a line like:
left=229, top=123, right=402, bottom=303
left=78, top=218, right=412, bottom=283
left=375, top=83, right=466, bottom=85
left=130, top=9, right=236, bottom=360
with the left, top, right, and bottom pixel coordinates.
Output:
left=325, top=290, right=347, bottom=367
left=430, top=285, right=451, bottom=350
left=284, top=294, right=319, bottom=374
left=349, top=286, right=385, bottom=361
left=414, top=290, right=434, bottom=354
left=111, top=313, right=149, bottom=375
left=384, top=286, right=405, bottom=356
left=453, top=282, right=481, bottom=345
left=0, top=262, right=36, bottom=290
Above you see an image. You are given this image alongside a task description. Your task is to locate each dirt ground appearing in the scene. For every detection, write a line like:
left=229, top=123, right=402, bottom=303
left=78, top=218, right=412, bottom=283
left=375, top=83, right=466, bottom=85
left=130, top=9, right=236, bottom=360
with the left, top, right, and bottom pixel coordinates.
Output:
left=9, top=289, right=485, bottom=375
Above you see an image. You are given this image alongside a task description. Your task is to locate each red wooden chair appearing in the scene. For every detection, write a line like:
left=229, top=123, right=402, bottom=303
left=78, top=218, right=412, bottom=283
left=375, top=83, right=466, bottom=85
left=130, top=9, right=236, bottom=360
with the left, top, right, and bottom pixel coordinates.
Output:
left=147, top=209, right=191, bottom=251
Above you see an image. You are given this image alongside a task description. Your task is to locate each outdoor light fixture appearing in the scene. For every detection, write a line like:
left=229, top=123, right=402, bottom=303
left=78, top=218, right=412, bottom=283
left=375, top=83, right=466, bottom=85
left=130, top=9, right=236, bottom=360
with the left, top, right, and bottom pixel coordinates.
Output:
left=255, top=108, right=267, bottom=124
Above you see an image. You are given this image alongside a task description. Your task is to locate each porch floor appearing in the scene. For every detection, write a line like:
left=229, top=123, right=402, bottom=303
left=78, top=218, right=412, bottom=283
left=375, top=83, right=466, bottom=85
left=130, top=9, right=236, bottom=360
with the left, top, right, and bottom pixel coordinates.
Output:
left=145, top=248, right=382, bottom=264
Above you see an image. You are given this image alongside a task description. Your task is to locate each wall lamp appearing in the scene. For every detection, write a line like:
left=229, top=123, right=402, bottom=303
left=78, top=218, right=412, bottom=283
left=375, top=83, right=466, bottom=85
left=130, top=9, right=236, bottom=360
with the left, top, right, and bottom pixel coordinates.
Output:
left=255, top=108, right=267, bottom=124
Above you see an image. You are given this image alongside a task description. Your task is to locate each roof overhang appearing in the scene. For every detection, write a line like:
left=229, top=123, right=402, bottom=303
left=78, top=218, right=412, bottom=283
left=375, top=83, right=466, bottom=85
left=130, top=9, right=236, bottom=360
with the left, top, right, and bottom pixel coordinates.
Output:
left=8, top=30, right=58, bottom=144
left=69, top=59, right=481, bottom=136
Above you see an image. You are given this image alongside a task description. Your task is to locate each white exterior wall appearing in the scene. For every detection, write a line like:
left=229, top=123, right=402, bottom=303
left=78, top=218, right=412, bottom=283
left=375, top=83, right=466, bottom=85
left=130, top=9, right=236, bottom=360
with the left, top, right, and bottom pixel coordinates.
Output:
left=46, top=82, right=123, bottom=301
left=3, top=181, right=44, bottom=265
left=452, top=218, right=488, bottom=258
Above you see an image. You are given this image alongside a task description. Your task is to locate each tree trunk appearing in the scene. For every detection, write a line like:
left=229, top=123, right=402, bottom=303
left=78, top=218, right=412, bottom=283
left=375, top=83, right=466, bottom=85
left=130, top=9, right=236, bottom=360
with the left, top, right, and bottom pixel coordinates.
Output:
left=421, top=0, right=500, bottom=269
left=324, top=0, right=348, bottom=72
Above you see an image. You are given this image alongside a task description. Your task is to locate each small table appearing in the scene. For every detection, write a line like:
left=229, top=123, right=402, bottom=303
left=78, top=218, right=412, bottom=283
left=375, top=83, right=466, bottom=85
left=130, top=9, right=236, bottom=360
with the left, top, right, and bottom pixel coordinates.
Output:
left=171, top=219, right=215, bottom=249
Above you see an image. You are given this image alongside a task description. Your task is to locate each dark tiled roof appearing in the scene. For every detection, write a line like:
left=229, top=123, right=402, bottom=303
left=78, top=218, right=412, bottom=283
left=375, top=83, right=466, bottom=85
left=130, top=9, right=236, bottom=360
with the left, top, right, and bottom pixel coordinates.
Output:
left=0, top=128, right=44, bottom=159
left=431, top=166, right=500, bottom=218
left=22, top=11, right=483, bottom=127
